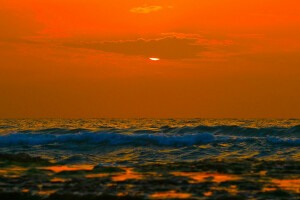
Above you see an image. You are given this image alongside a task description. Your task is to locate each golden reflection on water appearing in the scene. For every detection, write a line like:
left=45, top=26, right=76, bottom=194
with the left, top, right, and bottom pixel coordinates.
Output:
left=225, top=185, right=238, bottom=195
left=171, top=172, right=240, bottom=183
left=150, top=190, right=192, bottom=199
left=3, top=174, right=20, bottom=178
left=262, top=187, right=277, bottom=192
left=0, top=167, right=27, bottom=173
left=204, top=191, right=212, bottom=196
left=0, top=166, right=27, bottom=177
left=37, top=190, right=57, bottom=195
left=111, top=168, right=143, bottom=182
left=85, top=173, right=108, bottom=178
left=272, top=179, right=300, bottom=193
left=262, top=179, right=300, bottom=193
left=85, top=168, right=144, bottom=181
left=41, top=165, right=94, bottom=173
left=1, top=119, right=298, bottom=133
left=50, top=177, right=69, bottom=182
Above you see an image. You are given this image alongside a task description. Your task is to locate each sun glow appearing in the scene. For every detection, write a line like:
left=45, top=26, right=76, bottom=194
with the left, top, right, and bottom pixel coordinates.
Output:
left=149, top=57, right=160, bottom=61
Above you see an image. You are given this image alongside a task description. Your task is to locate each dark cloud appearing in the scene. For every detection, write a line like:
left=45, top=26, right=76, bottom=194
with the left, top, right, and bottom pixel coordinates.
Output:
left=65, top=37, right=209, bottom=59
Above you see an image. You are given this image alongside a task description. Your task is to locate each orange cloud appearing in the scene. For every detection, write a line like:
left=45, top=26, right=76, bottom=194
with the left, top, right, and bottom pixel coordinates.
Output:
left=130, top=6, right=163, bottom=14
left=161, top=32, right=202, bottom=39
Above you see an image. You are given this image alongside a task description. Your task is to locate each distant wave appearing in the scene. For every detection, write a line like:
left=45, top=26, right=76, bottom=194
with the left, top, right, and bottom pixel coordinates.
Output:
left=0, top=132, right=299, bottom=147
left=0, top=125, right=16, bottom=129
left=4, top=124, right=299, bottom=137
left=160, top=125, right=300, bottom=137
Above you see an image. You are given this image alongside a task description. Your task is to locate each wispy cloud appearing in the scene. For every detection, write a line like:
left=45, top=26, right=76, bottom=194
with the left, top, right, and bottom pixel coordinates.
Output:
left=130, top=6, right=163, bottom=14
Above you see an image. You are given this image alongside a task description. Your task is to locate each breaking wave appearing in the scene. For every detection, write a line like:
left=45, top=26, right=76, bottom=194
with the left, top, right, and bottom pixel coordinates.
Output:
left=160, top=125, right=300, bottom=137
left=0, top=132, right=299, bottom=147
left=6, top=125, right=299, bottom=137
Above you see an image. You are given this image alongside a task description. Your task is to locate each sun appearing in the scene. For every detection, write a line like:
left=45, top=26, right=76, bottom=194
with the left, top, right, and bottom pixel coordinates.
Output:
left=149, top=57, right=160, bottom=61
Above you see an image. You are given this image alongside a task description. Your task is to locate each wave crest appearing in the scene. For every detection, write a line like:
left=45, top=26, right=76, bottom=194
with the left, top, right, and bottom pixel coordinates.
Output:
left=0, top=132, right=299, bottom=147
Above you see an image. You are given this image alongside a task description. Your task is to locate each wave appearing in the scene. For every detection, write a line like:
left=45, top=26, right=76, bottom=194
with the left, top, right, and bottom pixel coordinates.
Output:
left=161, top=125, right=300, bottom=137
left=18, top=128, right=91, bottom=134
left=0, top=132, right=299, bottom=147
left=0, top=132, right=214, bottom=146
left=4, top=124, right=299, bottom=137
left=0, top=125, right=16, bottom=129
left=267, top=136, right=300, bottom=145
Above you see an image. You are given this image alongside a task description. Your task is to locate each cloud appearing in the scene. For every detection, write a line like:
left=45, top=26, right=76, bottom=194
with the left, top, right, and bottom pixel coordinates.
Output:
left=161, top=32, right=203, bottom=39
left=65, top=36, right=210, bottom=59
left=130, top=6, right=163, bottom=14
left=64, top=33, right=236, bottom=60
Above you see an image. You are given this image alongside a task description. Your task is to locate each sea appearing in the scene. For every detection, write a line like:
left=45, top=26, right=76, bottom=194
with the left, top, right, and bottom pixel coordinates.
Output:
left=0, top=118, right=299, bottom=165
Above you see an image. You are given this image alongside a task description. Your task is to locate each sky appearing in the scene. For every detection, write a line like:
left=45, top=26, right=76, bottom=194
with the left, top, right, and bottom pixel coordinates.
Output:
left=0, top=0, right=299, bottom=118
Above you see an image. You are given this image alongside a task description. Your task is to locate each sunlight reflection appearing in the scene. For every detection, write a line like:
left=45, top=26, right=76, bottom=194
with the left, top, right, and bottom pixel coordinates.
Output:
left=41, top=165, right=94, bottom=173
left=37, top=190, right=57, bottom=195
left=85, top=174, right=108, bottom=178
left=262, top=187, right=277, bottom=192
left=272, top=179, right=300, bottom=193
left=204, top=191, right=212, bottom=196
left=50, top=177, right=69, bottom=182
left=111, top=168, right=143, bottom=181
left=150, top=190, right=192, bottom=199
left=171, top=172, right=239, bottom=183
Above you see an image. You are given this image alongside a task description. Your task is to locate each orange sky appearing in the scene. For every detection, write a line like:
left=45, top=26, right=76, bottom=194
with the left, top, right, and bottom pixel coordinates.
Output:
left=0, top=0, right=299, bottom=118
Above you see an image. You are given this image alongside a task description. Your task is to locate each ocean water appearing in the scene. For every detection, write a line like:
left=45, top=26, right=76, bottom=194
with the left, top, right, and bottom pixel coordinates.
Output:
left=0, top=118, right=299, bottom=165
